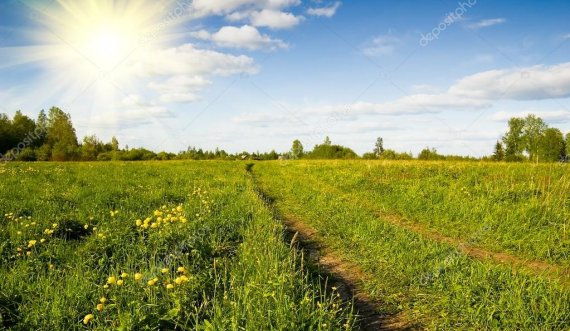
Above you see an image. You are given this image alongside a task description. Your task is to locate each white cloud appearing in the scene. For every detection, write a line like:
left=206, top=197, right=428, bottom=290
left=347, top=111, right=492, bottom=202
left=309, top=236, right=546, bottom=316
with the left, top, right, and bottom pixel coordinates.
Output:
left=148, top=76, right=211, bottom=104
left=190, top=0, right=300, bottom=16
left=307, top=2, right=341, bottom=17
left=468, top=18, right=506, bottom=29
left=492, top=110, right=570, bottom=123
left=133, top=43, right=259, bottom=77
left=449, top=62, right=570, bottom=100
left=192, top=25, right=288, bottom=50
left=361, top=35, right=400, bottom=56
left=88, top=94, right=175, bottom=127
left=250, top=9, right=303, bottom=29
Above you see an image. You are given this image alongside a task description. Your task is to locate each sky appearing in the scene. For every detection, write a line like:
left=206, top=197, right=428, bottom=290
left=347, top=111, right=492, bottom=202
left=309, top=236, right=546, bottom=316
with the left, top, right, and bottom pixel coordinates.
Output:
left=0, top=0, right=569, bottom=156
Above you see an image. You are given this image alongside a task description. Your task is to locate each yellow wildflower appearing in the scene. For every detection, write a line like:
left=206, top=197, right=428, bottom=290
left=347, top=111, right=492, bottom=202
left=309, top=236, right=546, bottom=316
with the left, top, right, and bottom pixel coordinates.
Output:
left=96, top=303, right=104, bottom=312
left=121, top=272, right=129, bottom=279
left=161, top=268, right=169, bottom=274
left=116, top=279, right=124, bottom=286
left=107, top=276, right=117, bottom=285
left=83, top=314, right=94, bottom=325
left=166, top=284, right=174, bottom=290
left=28, top=240, right=37, bottom=248
left=99, top=297, right=106, bottom=303
left=135, top=219, right=142, bottom=227
left=147, top=279, right=156, bottom=286
left=134, top=273, right=143, bottom=281
left=177, top=266, right=186, bottom=274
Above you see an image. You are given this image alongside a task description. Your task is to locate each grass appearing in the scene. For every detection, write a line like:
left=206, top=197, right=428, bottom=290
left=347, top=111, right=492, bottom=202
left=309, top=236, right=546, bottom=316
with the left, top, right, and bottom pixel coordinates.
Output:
left=0, top=161, right=354, bottom=330
left=253, top=160, right=570, bottom=330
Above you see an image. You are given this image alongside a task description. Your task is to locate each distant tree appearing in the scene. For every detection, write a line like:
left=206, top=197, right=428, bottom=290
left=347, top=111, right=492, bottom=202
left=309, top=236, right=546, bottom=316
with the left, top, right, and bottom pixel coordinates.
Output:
left=522, top=114, right=547, bottom=162
left=566, top=132, right=570, bottom=160
left=492, top=141, right=505, bottom=161
left=0, top=113, right=14, bottom=154
left=373, top=137, right=385, bottom=157
left=111, top=136, right=119, bottom=151
left=324, top=136, right=331, bottom=146
left=418, top=147, right=444, bottom=161
left=11, top=111, right=36, bottom=144
left=502, top=117, right=525, bottom=161
left=362, top=152, right=376, bottom=160
left=291, top=139, right=304, bottom=159
left=46, top=107, right=78, bottom=161
left=81, top=135, right=104, bottom=161
left=308, top=142, right=357, bottom=159
left=538, top=128, right=565, bottom=162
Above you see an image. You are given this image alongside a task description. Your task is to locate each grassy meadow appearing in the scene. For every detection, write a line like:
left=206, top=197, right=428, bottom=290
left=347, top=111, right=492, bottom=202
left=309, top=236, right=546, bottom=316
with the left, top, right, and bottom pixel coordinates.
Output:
left=1, top=160, right=569, bottom=330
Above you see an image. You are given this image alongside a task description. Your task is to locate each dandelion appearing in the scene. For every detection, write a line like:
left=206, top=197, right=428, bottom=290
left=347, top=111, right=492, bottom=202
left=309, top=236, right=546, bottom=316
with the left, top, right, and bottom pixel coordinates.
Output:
left=99, top=297, right=106, bottom=303
left=96, top=303, right=104, bottom=312
left=166, top=284, right=174, bottom=290
left=83, top=224, right=89, bottom=229
left=135, top=219, right=142, bottom=227
left=107, top=276, right=117, bottom=285
left=134, top=273, right=143, bottom=281
left=176, top=206, right=183, bottom=212
left=83, top=314, right=94, bottom=325
left=121, top=272, right=129, bottom=279
left=40, top=238, right=46, bottom=243
left=161, top=268, right=169, bottom=274
left=147, top=279, right=156, bottom=286
left=116, top=279, right=124, bottom=286
left=177, top=266, right=186, bottom=274
left=28, top=240, right=37, bottom=248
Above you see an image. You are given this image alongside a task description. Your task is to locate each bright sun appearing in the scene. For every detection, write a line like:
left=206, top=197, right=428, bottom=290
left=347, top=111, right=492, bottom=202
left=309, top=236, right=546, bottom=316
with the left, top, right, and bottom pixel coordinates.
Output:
left=20, top=0, right=186, bottom=106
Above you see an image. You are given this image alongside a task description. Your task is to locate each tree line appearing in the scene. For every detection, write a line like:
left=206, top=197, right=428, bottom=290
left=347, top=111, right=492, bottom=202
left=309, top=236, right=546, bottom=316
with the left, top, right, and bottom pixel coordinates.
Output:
left=0, top=108, right=568, bottom=162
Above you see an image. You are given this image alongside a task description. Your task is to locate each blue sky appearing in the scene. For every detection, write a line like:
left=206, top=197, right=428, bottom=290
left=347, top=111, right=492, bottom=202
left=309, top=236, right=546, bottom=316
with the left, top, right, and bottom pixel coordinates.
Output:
left=0, top=0, right=569, bottom=156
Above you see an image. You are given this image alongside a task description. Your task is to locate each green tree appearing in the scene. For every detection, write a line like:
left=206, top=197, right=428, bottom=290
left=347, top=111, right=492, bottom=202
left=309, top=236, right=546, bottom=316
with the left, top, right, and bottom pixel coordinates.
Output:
left=373, top=137, right=384, bottom=157
left=46, top=107, right=78, bottom=160
left=81, top=135, right=104, bottom=161
left=324, top=136, right=331, bottom=146
left=0, top=113, right=14, bottom=154
left=492, top=141, right=505, bottom=161
left=566, top=132, right=570, bottom=159
left=522, top=114, right=547, bottom=162
left=418, top=147, right=444, bottom=161
left=111, top=136, right=119, bottom=151
left=502, top=117, right=525, bottom=161
left=538, top=128, right=565, bottom=162
left=290, top=139, right=304, bottom=159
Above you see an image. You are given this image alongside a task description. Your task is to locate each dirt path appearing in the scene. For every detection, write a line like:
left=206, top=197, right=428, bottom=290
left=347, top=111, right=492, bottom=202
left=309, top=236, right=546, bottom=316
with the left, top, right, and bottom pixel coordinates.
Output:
left=283, top=214, right=417, bottom=331
left=248, top=169, right=417, bottom=330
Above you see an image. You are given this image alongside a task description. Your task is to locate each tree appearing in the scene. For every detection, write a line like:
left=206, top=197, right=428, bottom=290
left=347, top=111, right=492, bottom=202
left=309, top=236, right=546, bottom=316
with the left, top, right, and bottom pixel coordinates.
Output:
left=81, top=135, right=104, bottom=161
left=0, top=113, right=14, bottom=154
left=522, top=114, right=547, bottom=162
left=418, top=147, right=444, bottom=161
left=538, top=128, right=565, bottom=162
left=324, top=136, right=331, bottom=146
left=307, top=142, right=357, bottom=159
left=35, top=110, right=48, bottom=147
left=11, top=111, right=36, bottom=144
left=492, top=141, right=505, bottom=161
left=566, top=132, right=570, bottom=160
left=46, top=107, right=78, bottom=160
left=373, top=137, right=385, bottom=157
left=290, top=139, right=304, bottom=159
left=502, top=117, right=525, bottom=161
left=111, top=136, right=119, bottom=151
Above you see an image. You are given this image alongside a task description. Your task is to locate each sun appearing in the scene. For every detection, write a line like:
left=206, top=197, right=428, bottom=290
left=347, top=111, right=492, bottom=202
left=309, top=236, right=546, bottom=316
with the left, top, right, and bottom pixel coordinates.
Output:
left=15, top=0, right=189, bottom=110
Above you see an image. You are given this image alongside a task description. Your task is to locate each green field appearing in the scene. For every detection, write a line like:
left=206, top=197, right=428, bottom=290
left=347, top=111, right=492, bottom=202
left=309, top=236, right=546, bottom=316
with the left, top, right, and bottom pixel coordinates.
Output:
left=1, top=161, right=569, bottom=330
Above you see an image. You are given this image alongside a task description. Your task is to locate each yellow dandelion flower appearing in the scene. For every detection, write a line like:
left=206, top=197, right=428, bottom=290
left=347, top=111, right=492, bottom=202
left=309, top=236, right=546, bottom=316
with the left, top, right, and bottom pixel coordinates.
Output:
left=134, top=273, right=143, bottom=281
left=116, top=279, right=124, bottom=286
left=99, top=297, right=106, bottom=303
left=83, top=224, right=89, bottom=230
left=26, top=251, right=32, bottom=256
left=147, top=279, right=156, bottom=286
left=103, top=285, right=109, bottom=289
left=135, top=219, right=142, bottom=227
left=96, top=303, right=104, bottom=312
left=121, top=272, right=129, bottom=279
left=28, top=240, right=37, bottom=248
left=40, top=238, right=46, bottom=243
left=83, top=314, right=94, bottom=325
left=107, top=276, right=117, bottom=285
left=177, top=266, right=186, bottom=274
left=166, top=284, right=174, bottom=290
left=174, top=277, right=183, bottom=285
left=161, top=268, right=169, bottom=274
left=176, top=206, right=183, bottom=212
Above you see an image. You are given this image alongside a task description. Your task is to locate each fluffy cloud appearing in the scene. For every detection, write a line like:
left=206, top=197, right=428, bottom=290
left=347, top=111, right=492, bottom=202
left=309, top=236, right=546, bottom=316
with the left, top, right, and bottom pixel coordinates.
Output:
left=88, top=94, right=175, bottom=127
left=449, top=62, right=570, bottom=100
left=148, top=76, right=211, bottom=104
left=190, top=0, right=303, bottom=29
left=467, top=18, right=506, bottom=29
left=250, top=9, right=303, bottom=29
left=307, top=2, right=341, bottom=18
left=192, top=25, right=288, bottom=50
left=133, top=43, right=259, bottom=77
